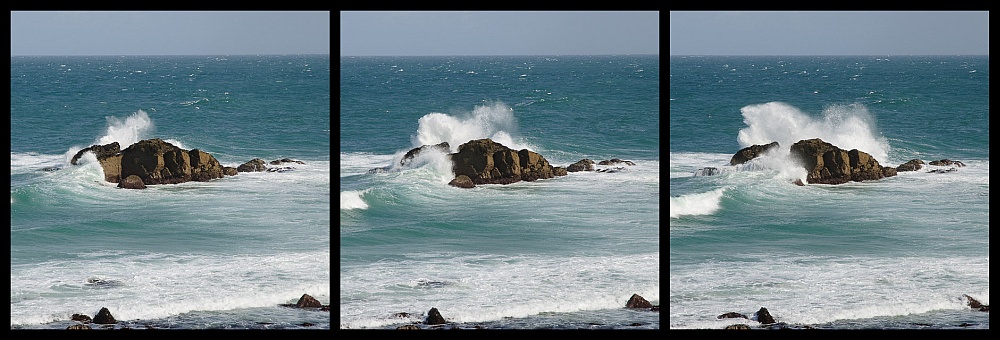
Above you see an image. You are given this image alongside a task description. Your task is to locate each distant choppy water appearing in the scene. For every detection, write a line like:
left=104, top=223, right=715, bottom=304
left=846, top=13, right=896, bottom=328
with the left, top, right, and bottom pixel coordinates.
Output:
left=670, top=56, right=988, bottom=329
left=11, top=55, right=331, bottom=329
left=340, top=55, right=660, bottom=329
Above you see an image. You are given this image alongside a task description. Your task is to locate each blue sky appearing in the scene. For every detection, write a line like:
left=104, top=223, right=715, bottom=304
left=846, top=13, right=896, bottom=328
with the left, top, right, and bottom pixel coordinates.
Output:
left=340, top=11, right=660, bottom=56
left=10, top=11, right=331, bottom=56
left=670, top=11, right=989, bottom=55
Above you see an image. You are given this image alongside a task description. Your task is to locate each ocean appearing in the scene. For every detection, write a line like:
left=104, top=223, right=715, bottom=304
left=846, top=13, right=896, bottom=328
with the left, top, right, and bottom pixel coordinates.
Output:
left=669, top=55, right=989, bottom=329
left=339, top=55, right=661, bottom=329
left=10, top=55, right=331, bottom=329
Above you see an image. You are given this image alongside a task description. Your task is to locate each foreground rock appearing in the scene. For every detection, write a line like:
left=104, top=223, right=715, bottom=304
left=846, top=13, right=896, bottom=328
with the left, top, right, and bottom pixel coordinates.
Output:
left=755, top=307, right=775, bottom=324
left=93, top=307, right=116, bottom=324
left=117, top=175, right=147, bottom=189
left=70, top=142, right=121, bottom=165
left=625, top=294, right=653, bottom=308
left=71, top=142, right=123, bottom=182
left=295, top=294, right=322, bottom=308
left=896, top=159, right=924, bottom=172
left=401, top=142, right=450, bottom=167
left=448, top=175, right=476, bottom=188
left=567, top=159, right=595, bottom=172
left=789, top=138, right=896, bottom=184
left=425, top=307, right=446, bottom=325
left=730, top=142, right=779, bottom=165
left=449, top=139, right=566, bottom=187
left=964, top=294, right=989, bottom=312
left=724, top=324, right=752, bottom=329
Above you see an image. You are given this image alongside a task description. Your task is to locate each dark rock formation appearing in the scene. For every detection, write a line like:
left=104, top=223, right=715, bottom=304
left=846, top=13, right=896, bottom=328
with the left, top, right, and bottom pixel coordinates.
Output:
left=296, top=294, right=322, bottom=308
left=896, top=159, right=924, bottom=172
left=730, top=142, right=779, bottom=165
left=117, top=175, right=147, bottom=189
left=964, top=294, right=989, bottom=312
left=71, top=142, right=121, bottom=165
left=266, top=167, right=296, bottom=173
left=789, top=138, right=895, bottom=184
left=269, top=158, right=306, bottom=165
left=397, top=324, right=421, bottom=330
left=552, top=167, right=568, bottom=176
left=928, top=168, right=958, bottom=174
left=718, top=312, right=748, bottom=319
left=929, top=159, right=965, bottom=167
left=625, top=294, right=653, bottom=308
left=598, top=158, right=637, bottom=166
left=67, top=324, right=91, bottom=330
left=449, top=139, right=565, bottom=187
left=448, top=175, right=476, bottom=188
left=71, top=314, right=92, bottom=323
left=724, top=324, right=751, bottom=330
left=425, top=307, right=446, bottom=325
left=93, top=307, right=116, bottom=324
left=237, top=158, right=268, bottom=172
left=567, top=159, right=595, bottom=172
left=223, top=167, right=238, bottom=176
left=401, top=142, right=450, bottom=167
left=755, top=307, right=775, bottom=325
left=117, top=139, right=226, bottom=186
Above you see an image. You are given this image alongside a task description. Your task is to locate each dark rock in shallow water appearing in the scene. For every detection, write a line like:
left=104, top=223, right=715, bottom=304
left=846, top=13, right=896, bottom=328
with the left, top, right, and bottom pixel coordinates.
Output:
left=118, top=139, right=227, bottom=185
left=71, top=313, right=92, bottom=323
left=269, top=158, right=306, bottom=165
left=397, top=324, right=421, bottom=330
left=266, top=166, right=296, bottom=173
left=927, top=167, right=958, bottom=173
left=93, top=307, right=116, bottom=324
left=695, top=167, right=720, bottom=176
left=718, top=312, right=749, bottom=319
left=896, top=159, right=924, bottom=172
left=755, top=307, right=775, bottom=325
left=40, top=166, right=61, bottom=172
left=964, top=294, right=989, bottom=312
left=237, top=158, right=268, bottom=172
left=730, top=142, right=779, bottom=166
left=448, top=175, right=476, bottom=188
left=625, top=294, right=653, bottom=309
left=117, top=175, right=146, bottom=189
left=71, top=142, right=121, bottom=165
left=425, top=307, right=446, bottom=325
left=724, top=324, right=751, bottom=330
left=223, top=167, right=238, bottom=176
left=67, top=324, right=91, bottom=330
left=450, top=139, right=561, bottom=187
left=598, top=158, right=636, bottom=166
left=567, top=159, right=595, bottom=172
left=929, top=159, right=965, bottom=167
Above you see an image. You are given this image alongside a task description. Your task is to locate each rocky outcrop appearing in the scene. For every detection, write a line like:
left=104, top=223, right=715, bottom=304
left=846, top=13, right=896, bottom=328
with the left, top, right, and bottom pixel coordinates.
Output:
left=695, top=167, right=720, bottom=176
left=896, top=159, right=924, bottom=172
left=724, top=324, right=752, bottom=329
left=425, top=307, right=446, bottom=325
left=718, top=312, right=748, bottom=319
left=71, top=142, right=123, bottom=183
left=567, top=159, right=595, bottom=172
left=964, top=294, right=989, bottom=312
left=730, top=142, right=779, bottom=165
left=71, top=314, right=93, bottom=323
left=71, top=142, right=121, bottom=165
left=755, top=307, right=775, bottom=325
left=93, top=307, right=116, bottom=324
left=625, top=294, right=653, bottom=308
left=117, top=175, right=147, bottom=189
left=789, top=138, right=895, bottom=184
left=118, top=139, right=227, bottom=186
left=401, top=142, right=450, bottom=167
left=67, top=324, right=91, bottom=330
left=449, top=139, right=565, bottom=187
left=295, top=294, right=322, bottom=308
left=237, top=158, right=268, bottom=172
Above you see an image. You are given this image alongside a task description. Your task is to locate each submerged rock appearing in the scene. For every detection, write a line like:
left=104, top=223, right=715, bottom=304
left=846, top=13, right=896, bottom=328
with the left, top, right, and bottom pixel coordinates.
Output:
left=598, top=158, right=636, bottom=166
left=448, top=175, right=476, bottom=188
left=718, top=312, right=749, bottom=319
left=567, top=159, right=595, bottom=172
left=269, top=158, right=306, bottom=165
left=237, top=158, right=268, bottom=172
left=896, top=159, right=924, bottom=172
left=695, top=167, right=720, bottom=176
left=929, top=159, right=965, bottom=167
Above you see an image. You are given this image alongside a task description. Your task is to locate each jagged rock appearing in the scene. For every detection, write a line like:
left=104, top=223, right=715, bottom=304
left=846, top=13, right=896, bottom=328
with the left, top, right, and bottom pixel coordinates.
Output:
left=296, top=294, right=322, bottom=308
left=928, top=168, right=958, bottom=173
left=730, top=142, right=779, bottom=165
left=401, top=142, right=450, bottom=167
left=71, top=314, right=92, bottom=323
left=929, top=159, right=965, bottom=167
left=70, top=142, right=123, bottom=182
left=755, top=307, right=775, bottom=324
left=789, top=138, right=894, bottom=184
left=397, top=324, right=421, bottom=330
left=425, top=307, right=446, bottom=325
left=71, top=142, right=121, bottom=165
left=964, top=294, right=989, bottom=312
left=67, top=324, right=91, bottom=330
left=188, top=149, right=225, bottom=181
left=266, top=166, right=296, bottom=173
left=625, top=294, right=653, bottom=308
left=567, top=159, right=595, bottom=172
left=117, top=175, right=147, bottom=189
left=896, top=159, right=924, bottom=172
left=552, top=167, right=568, bottom=176
left=695, top=167, right=720, bottom=176
left=449, top=139, right=563, bottom=187
left=223, top=167, right=238, bottom=176
left=93, top=307, right=116, bottom=324
left=724, top=324, right=751, bottom=329
left=237, top=158, right=268, bottom=172
left=118, top=139, right=226, bottom=185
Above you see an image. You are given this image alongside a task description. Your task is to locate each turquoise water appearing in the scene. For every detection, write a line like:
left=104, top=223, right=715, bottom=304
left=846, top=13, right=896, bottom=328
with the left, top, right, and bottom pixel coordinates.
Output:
left=10, top=55, right=331, bottom=329
left=670, top=56, right=989, bottom=329
left=339, top=55, right=661, bottom=329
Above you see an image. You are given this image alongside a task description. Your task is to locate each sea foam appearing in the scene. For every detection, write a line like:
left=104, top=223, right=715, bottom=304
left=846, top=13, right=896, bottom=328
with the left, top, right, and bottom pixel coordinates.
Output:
left=737, top=102, right=890, bottom=164
left=341, top=189, right=370, bottom=210
left=670, top=187, right=726, bottom=218
left=97, top=109, right=155, bottom=147
left=412, top=101, right=532, bottom=152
